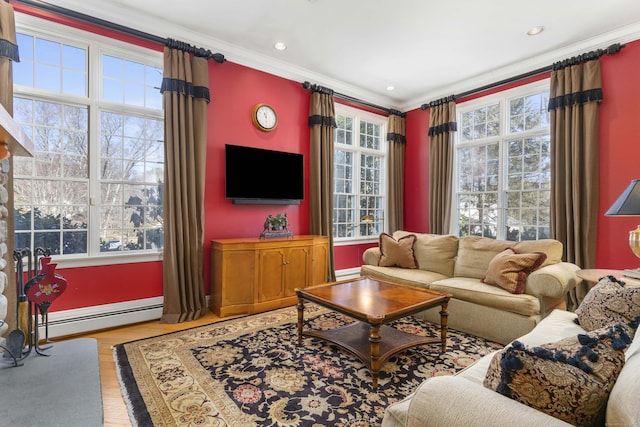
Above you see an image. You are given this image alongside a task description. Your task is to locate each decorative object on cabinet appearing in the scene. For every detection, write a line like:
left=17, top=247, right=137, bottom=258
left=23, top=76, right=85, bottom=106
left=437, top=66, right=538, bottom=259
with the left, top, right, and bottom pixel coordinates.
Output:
left=210, top=235, right=329, bottom=317
left=260, top=212, right=293, bottom=239
left=605, top=179, right=640, bottom=279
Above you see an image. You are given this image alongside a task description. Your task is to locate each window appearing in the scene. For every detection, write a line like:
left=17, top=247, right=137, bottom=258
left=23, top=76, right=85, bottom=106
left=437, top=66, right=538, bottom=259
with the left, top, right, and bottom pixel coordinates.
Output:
left=333, top=105, right=387, bottom=241
left=13, top=17, right=164, bottom=263
left=453, top=81, right=550, bottom=241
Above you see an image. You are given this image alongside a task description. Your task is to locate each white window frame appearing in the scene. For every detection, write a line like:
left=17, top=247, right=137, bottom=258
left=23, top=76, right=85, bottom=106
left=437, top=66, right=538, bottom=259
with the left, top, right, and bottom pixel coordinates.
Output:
left=333, top=104, right=388, bottom=245
left=14, top=14, right=164, bottom=268
left=451, top=80, right=551, bottom=240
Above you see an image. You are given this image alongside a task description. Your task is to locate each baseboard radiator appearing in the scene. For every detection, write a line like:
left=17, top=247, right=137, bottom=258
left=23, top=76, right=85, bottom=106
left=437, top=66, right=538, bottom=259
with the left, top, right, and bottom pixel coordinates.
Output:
left=42, top=268, right=361, bottom=338
left=42, top=296, right=165, bottom=339
left=336, top=267, right=361, bottom=280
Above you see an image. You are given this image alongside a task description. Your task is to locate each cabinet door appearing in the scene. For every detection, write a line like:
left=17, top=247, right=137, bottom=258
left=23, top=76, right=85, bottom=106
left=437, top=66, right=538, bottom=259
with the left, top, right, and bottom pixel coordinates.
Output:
left=310, top=241, right=329, bottom=285
left=284, top=246, right=310, bottom=297
left=221, top=250, right=255, bottom=306
left=258, top=249, right=285, bottom=302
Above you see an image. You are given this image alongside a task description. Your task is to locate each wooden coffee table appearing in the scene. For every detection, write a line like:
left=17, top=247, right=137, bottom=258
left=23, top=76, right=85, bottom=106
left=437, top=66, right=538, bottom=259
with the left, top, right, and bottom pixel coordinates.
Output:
left=296, top=276, right=451, bottom=388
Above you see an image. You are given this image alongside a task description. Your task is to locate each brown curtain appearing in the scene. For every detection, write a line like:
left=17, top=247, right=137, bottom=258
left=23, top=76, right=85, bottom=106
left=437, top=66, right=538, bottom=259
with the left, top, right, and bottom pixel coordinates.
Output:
left=549, top=59, right=602, bottom=270
left=549, top=59, right=602, bottom=311
left=159, top=47, right=209, bottom=323
left=428, top=99, right=457, bottom=234
left=308, top=88, right=336, bottom=282
left=0, top=0, right=18, bottom=333
left=387, top=111, right=406, bottom=233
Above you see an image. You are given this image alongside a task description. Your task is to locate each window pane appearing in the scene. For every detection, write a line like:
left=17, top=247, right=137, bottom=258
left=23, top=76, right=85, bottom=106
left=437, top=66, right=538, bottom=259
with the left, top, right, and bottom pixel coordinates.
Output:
left=16, top=33, right=88, bottom=96
left=456, top=86, right=550, bottom=241
left=100, top=111, right=164, bottom=252
left=102, top=55, right=162, bottom=109
left=14, top=29, right=163, bottom=258
left=333, top=107, right=386, bottom=240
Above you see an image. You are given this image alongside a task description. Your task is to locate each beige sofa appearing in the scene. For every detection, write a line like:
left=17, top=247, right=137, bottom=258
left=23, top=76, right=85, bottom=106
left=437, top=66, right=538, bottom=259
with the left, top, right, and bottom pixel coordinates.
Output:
left=381, top=308, right=640, bottom=426
left=361, top=231, right=580, bottom=344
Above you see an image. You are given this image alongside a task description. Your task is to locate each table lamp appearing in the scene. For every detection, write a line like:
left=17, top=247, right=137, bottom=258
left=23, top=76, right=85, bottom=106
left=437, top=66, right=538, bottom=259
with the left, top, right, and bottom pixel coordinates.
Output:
left=605, top=179, right=640, bottom=278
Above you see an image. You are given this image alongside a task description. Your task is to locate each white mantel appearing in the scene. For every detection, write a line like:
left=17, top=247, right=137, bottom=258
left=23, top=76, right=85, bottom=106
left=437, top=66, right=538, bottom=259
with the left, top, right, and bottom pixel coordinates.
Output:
left=0, top=101, right=33, bottom=157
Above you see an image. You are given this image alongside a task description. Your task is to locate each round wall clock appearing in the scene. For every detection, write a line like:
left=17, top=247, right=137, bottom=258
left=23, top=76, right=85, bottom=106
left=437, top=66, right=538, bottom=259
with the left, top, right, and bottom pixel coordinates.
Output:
left=252, top=103, right=278, bottom=132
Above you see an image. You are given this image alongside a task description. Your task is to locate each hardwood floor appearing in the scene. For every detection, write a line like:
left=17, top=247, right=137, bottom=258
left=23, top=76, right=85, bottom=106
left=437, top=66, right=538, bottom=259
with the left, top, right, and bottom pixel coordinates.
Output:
left=59, top=310, right=226, bottom=427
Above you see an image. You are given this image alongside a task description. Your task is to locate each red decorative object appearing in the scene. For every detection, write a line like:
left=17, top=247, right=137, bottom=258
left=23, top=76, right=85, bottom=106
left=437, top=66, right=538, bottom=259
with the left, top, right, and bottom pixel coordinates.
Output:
left=25, top=257, right=67, bottom=314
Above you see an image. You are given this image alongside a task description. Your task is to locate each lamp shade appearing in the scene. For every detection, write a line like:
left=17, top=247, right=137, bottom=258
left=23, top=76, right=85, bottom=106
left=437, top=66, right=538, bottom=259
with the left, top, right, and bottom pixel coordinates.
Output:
left=605, top=180, right=640, bottom=216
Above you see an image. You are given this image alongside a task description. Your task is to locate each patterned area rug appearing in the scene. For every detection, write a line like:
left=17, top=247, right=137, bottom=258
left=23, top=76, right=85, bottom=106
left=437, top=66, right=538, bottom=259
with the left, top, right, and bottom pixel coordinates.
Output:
left=114, top=304, right=501, bottom=426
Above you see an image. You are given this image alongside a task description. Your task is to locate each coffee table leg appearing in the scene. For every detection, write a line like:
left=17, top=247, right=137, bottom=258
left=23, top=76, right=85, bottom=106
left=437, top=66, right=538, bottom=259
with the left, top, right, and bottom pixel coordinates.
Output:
left=439, top=301, right=449, bottom=352
left=296, top=297, right=305, bottom=345
left=369, top=323, right=381, bottom=389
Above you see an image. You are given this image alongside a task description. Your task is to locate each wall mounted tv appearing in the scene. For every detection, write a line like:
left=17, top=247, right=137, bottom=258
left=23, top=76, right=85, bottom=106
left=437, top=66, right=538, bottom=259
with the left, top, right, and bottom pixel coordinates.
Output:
left=225, top=144, right=304, bottom=205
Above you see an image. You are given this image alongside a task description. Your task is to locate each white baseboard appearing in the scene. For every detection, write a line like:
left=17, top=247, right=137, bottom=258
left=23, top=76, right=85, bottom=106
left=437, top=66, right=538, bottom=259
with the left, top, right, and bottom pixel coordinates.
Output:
left=41, top=296, right=164, bottom=338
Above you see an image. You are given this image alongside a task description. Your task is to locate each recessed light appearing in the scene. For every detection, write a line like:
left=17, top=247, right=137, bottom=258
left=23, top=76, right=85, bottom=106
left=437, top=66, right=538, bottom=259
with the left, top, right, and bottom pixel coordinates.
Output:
left=527, top=26, right=544, bottom=36
left=274, top=42, right=287, bottom=51
left=386, top=85, right=395, bottom=91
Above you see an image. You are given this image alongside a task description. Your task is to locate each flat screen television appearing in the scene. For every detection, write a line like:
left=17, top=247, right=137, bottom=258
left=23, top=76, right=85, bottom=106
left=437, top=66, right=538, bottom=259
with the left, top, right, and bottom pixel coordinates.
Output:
left=225, top=144, right=304, bottom=205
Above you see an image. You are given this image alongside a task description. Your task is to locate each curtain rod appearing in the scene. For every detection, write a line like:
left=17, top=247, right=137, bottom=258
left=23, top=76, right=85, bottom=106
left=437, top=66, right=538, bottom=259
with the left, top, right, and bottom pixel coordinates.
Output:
left=420, top=42, right=625, bottom=110
left=301, top=81, right=405, bottom=117
left=10, top=0, right=225, bottom=63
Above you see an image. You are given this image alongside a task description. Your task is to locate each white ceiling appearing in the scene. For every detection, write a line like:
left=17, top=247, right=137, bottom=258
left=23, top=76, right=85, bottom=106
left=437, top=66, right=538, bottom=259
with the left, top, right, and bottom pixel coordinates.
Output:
left=44, top=0, right=640, bottom=110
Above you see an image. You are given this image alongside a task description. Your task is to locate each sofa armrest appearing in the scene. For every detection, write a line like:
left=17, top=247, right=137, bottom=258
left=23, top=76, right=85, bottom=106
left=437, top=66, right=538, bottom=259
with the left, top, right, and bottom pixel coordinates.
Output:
left=525, top=262, right=580, bottom=298
left=405, top=376, right=572, bottom=427
left=362, top=247, right=381, bottom=266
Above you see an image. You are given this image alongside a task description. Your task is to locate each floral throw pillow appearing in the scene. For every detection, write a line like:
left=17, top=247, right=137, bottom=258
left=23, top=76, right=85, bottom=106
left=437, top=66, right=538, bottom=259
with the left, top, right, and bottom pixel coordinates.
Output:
left=575, top=275, right=640, bottom=334
left=484, top=324, right=632, bottom=427
left=481, top=248, right=547, bottom=294
left=378, top=233, right=418, bottom=269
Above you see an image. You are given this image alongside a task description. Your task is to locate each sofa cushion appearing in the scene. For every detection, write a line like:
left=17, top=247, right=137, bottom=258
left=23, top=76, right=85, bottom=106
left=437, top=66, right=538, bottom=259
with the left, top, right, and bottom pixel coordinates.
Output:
left=575, top=275, right=640, bottom=334
left=513, top=239, right=563, bottom=267
left=378, top=233, right=419, bottom=269
left=429, top=277, right=540, bottom=316
left=484, top=324, right=632, bottom=427
left=393, top=231, right=458, bottom=277
left=360, top=265, right=447, bottom=289
left=453, top=236, right=515, bottom=279
left=482, top=248, right=547, bottom=294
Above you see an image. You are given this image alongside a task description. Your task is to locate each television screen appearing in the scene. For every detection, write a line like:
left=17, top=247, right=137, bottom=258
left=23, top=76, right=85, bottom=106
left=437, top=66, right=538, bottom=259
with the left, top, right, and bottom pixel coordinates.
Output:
left=225, top=144, right=304, bottom=205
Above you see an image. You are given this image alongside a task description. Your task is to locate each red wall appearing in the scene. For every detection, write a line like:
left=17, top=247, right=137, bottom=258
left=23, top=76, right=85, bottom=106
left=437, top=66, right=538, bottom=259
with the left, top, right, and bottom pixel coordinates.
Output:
left=15, top=5, right=640, bottom=312
left=597, top=40, right=640, bottom=269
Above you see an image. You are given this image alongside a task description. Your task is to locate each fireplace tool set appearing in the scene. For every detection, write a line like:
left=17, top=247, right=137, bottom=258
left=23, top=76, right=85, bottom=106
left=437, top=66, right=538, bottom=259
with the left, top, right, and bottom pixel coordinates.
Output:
left=1, top=247, right=67, bottom=367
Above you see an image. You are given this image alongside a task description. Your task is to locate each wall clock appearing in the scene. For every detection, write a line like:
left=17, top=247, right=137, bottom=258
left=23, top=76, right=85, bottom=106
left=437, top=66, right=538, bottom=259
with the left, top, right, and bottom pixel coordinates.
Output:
left=252, top=103, right=278, bottom=132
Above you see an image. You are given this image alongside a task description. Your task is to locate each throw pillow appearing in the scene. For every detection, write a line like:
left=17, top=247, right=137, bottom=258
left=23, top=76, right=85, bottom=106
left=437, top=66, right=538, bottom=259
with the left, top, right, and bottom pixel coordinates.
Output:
left=481, top=248, right=547, bottom=294
left=378, top=233, right=418, bottom=269
left=483, top=324, right=632, bottom=427
left=575, top=275, right=640, bottom=334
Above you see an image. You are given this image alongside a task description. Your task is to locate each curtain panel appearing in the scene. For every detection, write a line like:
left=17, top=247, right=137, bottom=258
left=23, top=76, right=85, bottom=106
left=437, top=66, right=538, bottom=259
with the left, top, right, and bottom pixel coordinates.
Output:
left=387, top=112, right=406, bottom=233
left=549, top=59, right=602, bottom=272
left=308, top=89, right=336, bottom=282
left=428, top=100, right=457, bottom=235
left=160, top=47, right=210, bottom=323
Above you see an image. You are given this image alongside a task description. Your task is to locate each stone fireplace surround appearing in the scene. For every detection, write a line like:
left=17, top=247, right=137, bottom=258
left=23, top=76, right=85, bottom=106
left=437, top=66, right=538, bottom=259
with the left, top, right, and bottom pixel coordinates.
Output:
left=0, top=102, right=34, bottom=347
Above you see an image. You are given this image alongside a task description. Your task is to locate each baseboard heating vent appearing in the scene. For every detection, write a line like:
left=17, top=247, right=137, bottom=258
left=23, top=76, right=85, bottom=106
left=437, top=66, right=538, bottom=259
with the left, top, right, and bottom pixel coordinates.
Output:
left=42, top=297, right=164, bottom=339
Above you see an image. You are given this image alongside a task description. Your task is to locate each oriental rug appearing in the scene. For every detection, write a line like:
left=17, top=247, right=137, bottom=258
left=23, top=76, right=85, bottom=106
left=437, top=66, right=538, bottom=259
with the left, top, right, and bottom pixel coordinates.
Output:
left=114, top=304, right=502, bottom=426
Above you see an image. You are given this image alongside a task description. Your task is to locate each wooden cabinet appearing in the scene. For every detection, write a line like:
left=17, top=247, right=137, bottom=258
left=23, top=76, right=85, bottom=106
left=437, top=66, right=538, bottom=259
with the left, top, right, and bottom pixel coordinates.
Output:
left=210, top=235, right=329, bottom=317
